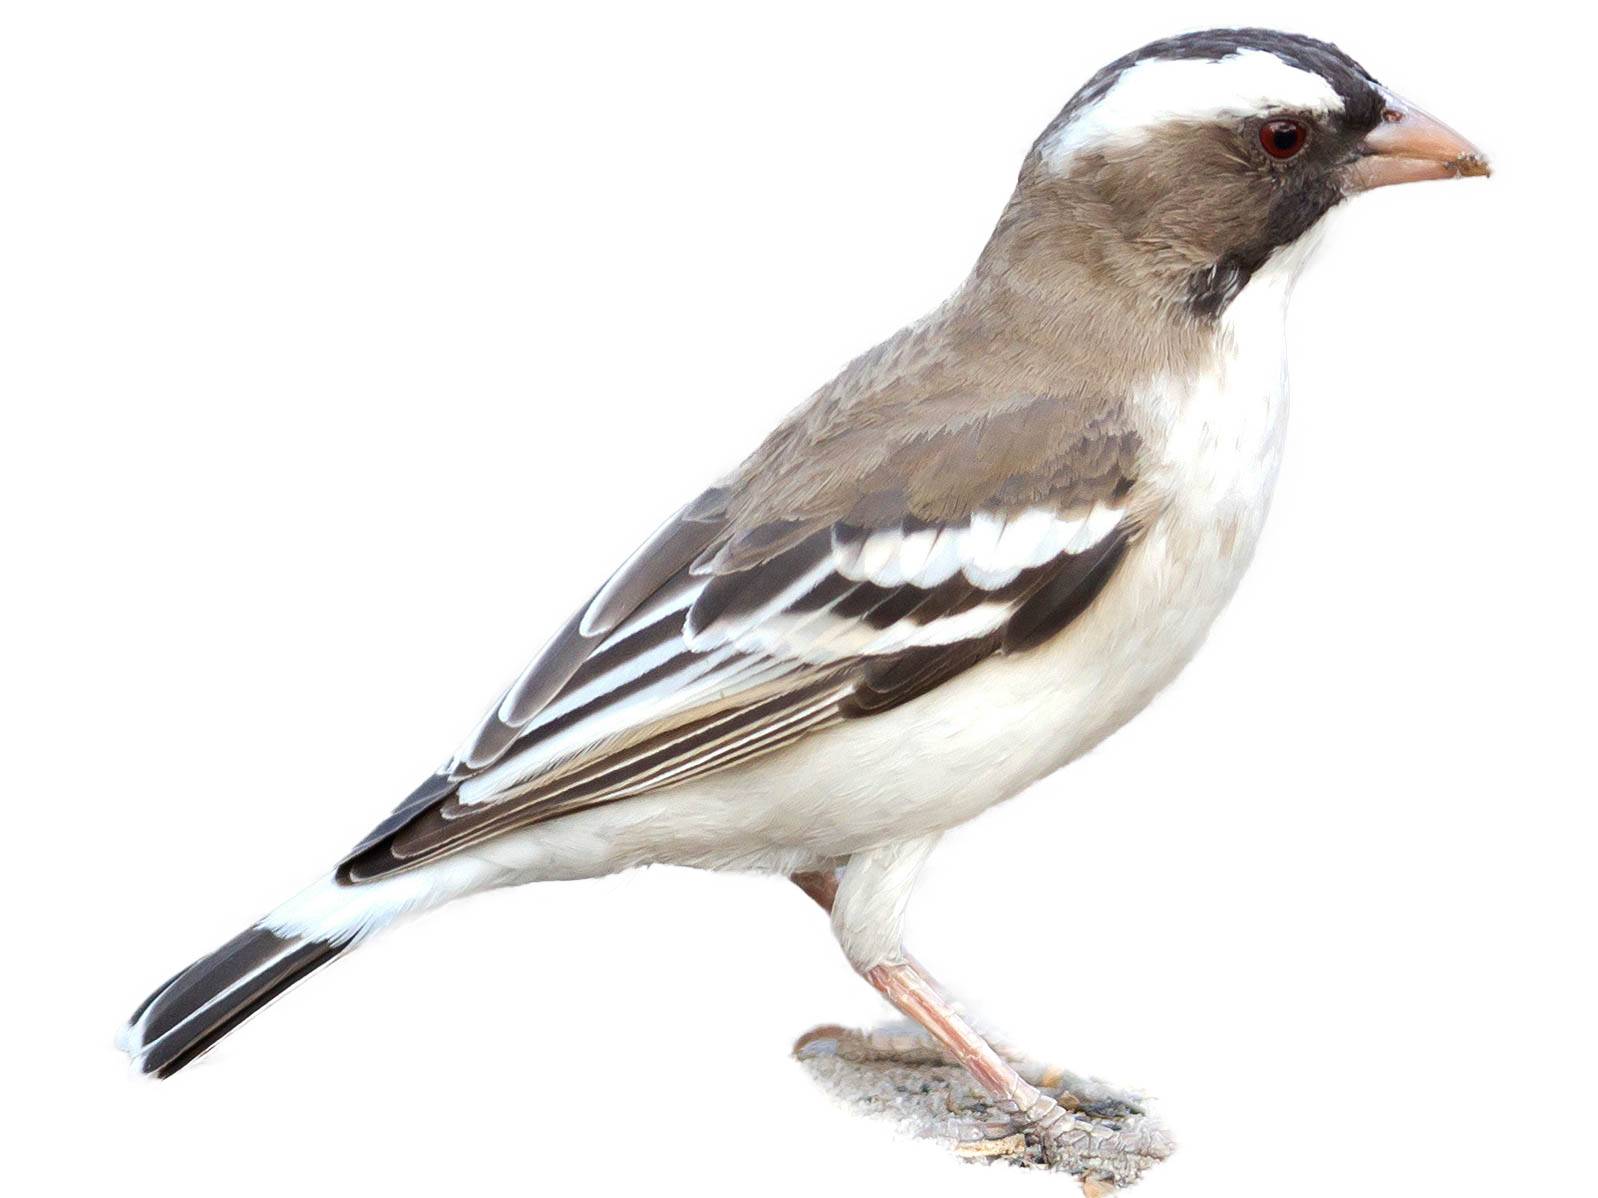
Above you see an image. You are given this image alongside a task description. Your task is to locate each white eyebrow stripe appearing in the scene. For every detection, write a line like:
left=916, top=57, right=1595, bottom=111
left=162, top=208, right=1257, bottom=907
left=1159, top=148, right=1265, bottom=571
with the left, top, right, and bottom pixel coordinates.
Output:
left=1042, top=48, right=1345, bottom=168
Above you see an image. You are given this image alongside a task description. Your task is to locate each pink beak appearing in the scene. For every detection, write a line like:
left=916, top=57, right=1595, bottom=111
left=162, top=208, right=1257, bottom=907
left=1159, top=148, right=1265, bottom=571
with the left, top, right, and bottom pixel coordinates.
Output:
left=1345, top=92, right=1491, bottom=191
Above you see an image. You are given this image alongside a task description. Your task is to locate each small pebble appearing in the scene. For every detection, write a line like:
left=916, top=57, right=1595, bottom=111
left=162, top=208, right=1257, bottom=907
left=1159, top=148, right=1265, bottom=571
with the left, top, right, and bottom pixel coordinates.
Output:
left=954, top=1134, right=1027, bottom=1159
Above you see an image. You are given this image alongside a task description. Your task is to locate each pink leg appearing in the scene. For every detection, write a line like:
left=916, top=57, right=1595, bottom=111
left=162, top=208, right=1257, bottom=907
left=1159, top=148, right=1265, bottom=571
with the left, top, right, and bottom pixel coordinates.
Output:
left=862, top=959, right=1068, bottom=1134
left=788, top=869, right=1170, bottom=1184
left=788, top=872, right=1068, bottom=1144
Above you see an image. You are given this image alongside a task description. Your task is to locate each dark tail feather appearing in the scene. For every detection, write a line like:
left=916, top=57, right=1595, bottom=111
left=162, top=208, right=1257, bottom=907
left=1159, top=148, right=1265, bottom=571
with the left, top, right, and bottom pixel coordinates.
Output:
left=120, top=926, right=347, bottom=1078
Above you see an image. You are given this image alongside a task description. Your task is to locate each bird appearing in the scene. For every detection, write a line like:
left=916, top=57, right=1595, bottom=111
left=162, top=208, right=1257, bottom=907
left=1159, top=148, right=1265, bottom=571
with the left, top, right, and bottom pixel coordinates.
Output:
left=121, top=25, right=1488, bottom=1170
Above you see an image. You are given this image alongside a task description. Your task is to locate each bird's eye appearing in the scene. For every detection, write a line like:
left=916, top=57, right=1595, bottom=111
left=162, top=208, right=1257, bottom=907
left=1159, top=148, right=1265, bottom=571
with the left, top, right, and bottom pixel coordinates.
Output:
left=1259, top=118, right=1309, bottom=159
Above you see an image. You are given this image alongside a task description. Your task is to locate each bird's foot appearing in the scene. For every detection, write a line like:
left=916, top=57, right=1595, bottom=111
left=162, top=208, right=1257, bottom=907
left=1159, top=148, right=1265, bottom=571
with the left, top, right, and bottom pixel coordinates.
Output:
left=794, top=1021, right=1172, bottom=1188
left=1019, top=1094, right=1175, bottom=1190
left=990, top=1039, right=1148, bottom=1121
left=792, top=1022, right=1145, bottom=1120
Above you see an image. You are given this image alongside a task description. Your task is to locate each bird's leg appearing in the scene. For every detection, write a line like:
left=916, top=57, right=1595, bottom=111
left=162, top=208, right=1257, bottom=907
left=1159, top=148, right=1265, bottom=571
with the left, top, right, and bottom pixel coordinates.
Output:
left=858, top=963, right=1171, bottom=1184
left=788, top=850, right=1169, bottom=1182
left=861, top=955, right=1071, bottom=1135
left=790, top=866, right=1126, bottom=1102
left=792, top=869, right=1004, bottom=1069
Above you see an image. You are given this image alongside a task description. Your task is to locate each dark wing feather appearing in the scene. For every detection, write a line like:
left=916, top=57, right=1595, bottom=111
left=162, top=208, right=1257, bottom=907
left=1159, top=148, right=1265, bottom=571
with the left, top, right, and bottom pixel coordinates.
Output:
left=1004, top=528, right=1131, bottom=652
left=340, top=490, right=729, bottom=865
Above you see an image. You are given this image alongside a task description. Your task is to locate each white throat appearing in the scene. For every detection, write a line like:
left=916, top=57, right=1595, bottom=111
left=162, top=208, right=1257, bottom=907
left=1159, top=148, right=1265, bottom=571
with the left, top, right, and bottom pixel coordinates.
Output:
left=1142, top=213, right=1337, bottom=544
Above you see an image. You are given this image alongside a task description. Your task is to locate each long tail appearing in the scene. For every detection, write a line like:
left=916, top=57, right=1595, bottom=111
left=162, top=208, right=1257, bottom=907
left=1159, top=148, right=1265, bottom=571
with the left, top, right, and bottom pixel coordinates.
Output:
left=119, top=925, right=349, bottom=1078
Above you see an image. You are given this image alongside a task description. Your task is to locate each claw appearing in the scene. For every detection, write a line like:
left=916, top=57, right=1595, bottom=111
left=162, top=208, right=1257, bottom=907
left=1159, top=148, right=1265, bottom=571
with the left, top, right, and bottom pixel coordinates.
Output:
left=792, top=1024, right=851, bottom=1057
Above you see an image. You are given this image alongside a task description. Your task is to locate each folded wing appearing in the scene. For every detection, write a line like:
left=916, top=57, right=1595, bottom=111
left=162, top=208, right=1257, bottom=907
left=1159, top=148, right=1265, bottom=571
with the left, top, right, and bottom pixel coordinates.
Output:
left=338, top=473, right=1139, bottom=883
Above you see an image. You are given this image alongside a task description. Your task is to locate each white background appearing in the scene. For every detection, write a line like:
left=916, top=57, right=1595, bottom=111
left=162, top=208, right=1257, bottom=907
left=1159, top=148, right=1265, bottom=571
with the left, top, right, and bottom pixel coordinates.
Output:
left=3, top=2, right=1593, bottom=1195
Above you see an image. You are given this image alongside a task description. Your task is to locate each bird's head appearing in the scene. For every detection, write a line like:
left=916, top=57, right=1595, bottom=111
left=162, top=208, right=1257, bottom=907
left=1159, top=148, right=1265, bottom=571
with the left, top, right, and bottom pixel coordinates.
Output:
left=989, top=29, right=1489, bottom=318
